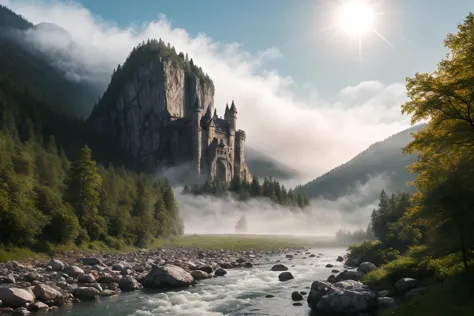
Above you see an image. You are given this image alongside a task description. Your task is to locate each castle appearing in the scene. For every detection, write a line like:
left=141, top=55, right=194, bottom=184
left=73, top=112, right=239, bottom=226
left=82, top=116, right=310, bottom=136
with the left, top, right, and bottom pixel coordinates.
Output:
left=190, top=97, right=251, bottom=183
left=87, top=41, right=252, bottom=184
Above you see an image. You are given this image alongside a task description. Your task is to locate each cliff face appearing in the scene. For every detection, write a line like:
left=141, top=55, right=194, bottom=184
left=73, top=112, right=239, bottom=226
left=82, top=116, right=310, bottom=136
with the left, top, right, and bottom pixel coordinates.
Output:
left=88, top=40, right=215, bottom=170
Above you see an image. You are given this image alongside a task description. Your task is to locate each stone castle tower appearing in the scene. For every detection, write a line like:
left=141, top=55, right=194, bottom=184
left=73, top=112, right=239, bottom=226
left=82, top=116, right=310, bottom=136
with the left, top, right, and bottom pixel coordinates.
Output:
left=191, top=97, right=251, bottom=183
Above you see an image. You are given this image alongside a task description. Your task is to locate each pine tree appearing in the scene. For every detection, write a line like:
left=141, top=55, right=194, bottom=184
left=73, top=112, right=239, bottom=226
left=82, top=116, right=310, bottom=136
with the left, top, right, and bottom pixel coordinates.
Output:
left=64, top=144, right=105, bottom=240
left=235, top=215, right=248, bottom=233
left=250, top=176, right=261, bottom=196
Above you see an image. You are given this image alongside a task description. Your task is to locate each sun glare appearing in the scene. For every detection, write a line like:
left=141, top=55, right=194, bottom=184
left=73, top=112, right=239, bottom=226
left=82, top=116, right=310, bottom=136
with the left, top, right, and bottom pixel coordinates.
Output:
left=338, top=0, right=375, bottom=37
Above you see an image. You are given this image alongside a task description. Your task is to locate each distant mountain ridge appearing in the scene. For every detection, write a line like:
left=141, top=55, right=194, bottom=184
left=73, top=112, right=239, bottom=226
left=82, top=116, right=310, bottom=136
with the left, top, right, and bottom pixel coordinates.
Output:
left=295, top=124, right=426, bottom=200
left=245, top=147, right=301, bottom=181
left=0, top=5, right=100, bottom=118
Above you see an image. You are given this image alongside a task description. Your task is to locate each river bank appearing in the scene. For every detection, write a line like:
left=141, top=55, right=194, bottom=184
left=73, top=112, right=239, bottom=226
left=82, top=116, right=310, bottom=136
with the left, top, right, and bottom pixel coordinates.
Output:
left=0, top=235, right=343, bottom=315
left=0, top=246, right=350, bottom=316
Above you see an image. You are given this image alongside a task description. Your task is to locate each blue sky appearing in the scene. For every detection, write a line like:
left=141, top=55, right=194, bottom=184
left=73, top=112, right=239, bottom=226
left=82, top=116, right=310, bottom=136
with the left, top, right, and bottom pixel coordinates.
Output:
left=73, top=0, right=472, bottom=97
left=2, top=0, right=473, bottom=180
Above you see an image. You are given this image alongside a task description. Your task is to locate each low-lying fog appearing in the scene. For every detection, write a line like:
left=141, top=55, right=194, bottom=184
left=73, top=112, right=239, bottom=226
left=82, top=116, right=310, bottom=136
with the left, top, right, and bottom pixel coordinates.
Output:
left=175, top=175, right=388, bottom=236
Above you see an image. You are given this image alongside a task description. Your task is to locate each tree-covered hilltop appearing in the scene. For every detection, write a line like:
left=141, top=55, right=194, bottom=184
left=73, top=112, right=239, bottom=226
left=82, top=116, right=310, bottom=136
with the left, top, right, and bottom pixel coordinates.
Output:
left=346, top=13, right=474, bottom=315
left=183, top=176, right=311, bottom=209
left=0, top=130, right=183, bottom=251
left=0, top=5, right=100, bottom=119
left=0, top=5, right=184, bottom=254
left=89, top=38, right=214, bottom=120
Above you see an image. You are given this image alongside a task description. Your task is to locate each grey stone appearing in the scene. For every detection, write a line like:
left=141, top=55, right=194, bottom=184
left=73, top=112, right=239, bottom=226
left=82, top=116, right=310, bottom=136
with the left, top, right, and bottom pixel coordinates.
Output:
left=190, top=270, right=211, bottom=280
left=141, top=265, right=194, bottom=289
left=270, top=264, right=288, bottom=271
left=394, top=278, right=419, bottom=294
left=278, top=272, right=294, bottom=281
left=0, top=288, right=34, bottom=308
left=47, top=259, right=64, bottom=271
left=358, top=262, right=377, bottom=274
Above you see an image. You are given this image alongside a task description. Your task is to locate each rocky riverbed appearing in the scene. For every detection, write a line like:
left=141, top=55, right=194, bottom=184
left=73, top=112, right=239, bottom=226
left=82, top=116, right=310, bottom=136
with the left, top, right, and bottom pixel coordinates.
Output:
left=0, top=246, right=429, bottom=316
left=0, top=246, right=303, bottom=315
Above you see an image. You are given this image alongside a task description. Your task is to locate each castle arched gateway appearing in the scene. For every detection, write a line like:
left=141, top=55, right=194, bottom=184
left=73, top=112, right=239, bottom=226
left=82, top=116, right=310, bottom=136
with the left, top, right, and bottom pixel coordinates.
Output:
left=215, top=158, right=230, bottom=182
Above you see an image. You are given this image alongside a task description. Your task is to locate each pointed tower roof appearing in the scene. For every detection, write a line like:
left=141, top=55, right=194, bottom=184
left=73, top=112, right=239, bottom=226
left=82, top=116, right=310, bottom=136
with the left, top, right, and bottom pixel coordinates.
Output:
left=225, top=103, right=229, bottom=113
left=213, top=108, right=217, bottom=118
left=230, top=100, right=237, bottom=112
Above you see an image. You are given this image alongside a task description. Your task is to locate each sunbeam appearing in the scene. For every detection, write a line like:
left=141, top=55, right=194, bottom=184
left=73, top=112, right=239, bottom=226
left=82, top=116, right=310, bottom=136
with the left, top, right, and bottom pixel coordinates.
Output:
left=372, top=28, right=395, bottom=48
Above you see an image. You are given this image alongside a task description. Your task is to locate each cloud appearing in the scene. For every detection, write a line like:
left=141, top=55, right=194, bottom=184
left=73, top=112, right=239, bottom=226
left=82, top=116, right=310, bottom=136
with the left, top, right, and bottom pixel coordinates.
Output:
left=1, top=0, right=412, bottom=183
left=177, top=174, right=388, bottom=236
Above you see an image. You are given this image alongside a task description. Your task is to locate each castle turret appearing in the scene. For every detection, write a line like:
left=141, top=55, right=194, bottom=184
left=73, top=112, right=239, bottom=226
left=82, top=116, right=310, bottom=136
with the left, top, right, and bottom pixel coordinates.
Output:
left=225, top=100, right=237, bottom=131
left=235, top=129, right=247, bottom=181
left=191, top=96, right=202, bottom=176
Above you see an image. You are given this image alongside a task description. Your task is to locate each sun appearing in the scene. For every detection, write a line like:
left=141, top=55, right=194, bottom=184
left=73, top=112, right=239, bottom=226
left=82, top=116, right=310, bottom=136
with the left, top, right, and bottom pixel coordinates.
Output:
left=338, top=0, right=375, bottom=37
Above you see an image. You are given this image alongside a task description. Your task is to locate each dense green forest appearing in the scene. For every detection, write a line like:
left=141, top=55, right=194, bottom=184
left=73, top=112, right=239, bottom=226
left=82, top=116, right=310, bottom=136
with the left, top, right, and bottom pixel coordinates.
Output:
left=0, top=5, right=184, bottom=253
left=183, top=176, right=311, bottom=209
left=0, top=134, right=183, bottom=250
left=347, top=13, right=474, bottom=315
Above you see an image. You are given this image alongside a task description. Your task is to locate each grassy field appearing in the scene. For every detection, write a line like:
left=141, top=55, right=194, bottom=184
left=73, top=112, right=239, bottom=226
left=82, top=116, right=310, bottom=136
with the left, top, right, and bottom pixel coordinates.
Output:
left=0, top=234, right=339, bottom=263
left=156, top=234, right=338, bottom=251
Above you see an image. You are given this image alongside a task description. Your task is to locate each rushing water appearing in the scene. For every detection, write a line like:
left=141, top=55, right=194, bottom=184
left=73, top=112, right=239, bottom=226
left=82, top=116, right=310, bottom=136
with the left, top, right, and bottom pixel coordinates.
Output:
left=50, top=247, right=347, bottom=316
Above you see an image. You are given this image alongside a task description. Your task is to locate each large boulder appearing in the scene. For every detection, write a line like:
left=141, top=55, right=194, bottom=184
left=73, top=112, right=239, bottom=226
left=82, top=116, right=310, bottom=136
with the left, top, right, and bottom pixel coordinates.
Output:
left=394, top=278, right=419, bottom=294
left=198, top=266, right=213, bottom=274
left=77, top=273, right=96, bottom=283
left=73, top=287, right=100, bottom=300
left=377, top=296, right=395, bottom=308
left=270, top=264, right=288, bottom=272
left=118, top=276, right=142, bottom=291
left=308, top=279, right=377, bottom=314
left=358, top=262, right=377, bottom=274
left=0, top=288, right=34, bottom=308
left=78, top=257, right=104, bottom=266
left=214, top=268, right=227, bottom=277
left=278, top=272, right=294, bottom=281
left=307, top=281, right=334, bottom=309
left=23, top=272, right=41, bottom=283
left=291, top=291, right=303, bottom=301
left=141, top=265, right=195, bottom=289
left=47, top=259, right=65, bottom=271
left=190, top=270, right=211, bottom=280
left=333, top=280, right=367, bottom=290
left=63, top=266, right=84, bottom=278
left=0, top=274, right=15, bottom=284
left=32, top=284, right=64, bottom=304
left=335, top=270, right=365, bottom=282
left=316, top=289, right=377, bottom=314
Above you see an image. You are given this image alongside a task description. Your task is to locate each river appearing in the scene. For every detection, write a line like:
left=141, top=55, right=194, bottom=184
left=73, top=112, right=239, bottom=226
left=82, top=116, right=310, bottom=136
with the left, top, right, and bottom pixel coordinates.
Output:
left=49, top=247, right=347, bottom=316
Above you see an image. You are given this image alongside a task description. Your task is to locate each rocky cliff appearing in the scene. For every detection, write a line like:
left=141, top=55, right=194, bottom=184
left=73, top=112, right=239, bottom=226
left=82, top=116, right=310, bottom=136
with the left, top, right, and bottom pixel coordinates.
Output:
left=88, top=39, right=214, bottom=170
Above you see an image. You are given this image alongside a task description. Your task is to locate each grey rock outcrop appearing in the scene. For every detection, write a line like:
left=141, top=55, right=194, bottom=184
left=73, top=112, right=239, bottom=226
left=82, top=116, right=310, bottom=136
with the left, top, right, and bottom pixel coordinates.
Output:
left=118, top=276, right=142, bottom=291
left=88, top=58, right=214, bottom=171
left=141, top=265, right=195, bottom=289
left=73, top=287, right=100, bottom=300
left=0, top=288, right=34, bottom=308
left=32, top=284, right=63, bottom=304
left=47, top=259, right=64, bottom=271
left=190, top=270, right=211, bottom=280
left=278, top=272, right=294, bottom=281
left=394, top=278, right=419, bottom=294
left=358, top=262, right=377, bottom=274
left=307, top=279, right=377, bottom=314
left=270, top=264, right=288, bottom=272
